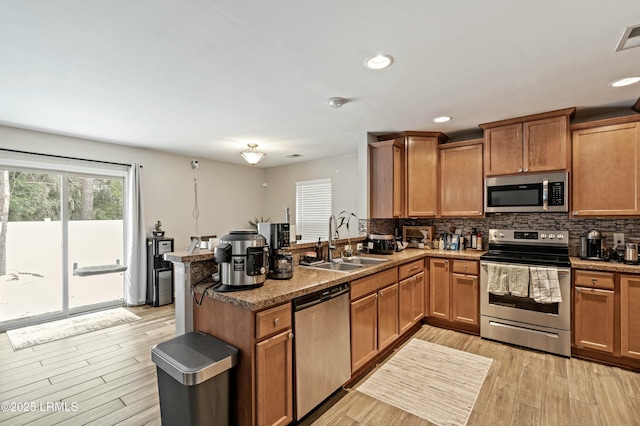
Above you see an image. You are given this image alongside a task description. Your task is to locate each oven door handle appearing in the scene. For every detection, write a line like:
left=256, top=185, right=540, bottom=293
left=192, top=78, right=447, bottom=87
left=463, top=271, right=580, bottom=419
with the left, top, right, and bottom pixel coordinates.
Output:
left=481, top=261, right=571, bottom=274
left=542, top=178, right=548, bottom=211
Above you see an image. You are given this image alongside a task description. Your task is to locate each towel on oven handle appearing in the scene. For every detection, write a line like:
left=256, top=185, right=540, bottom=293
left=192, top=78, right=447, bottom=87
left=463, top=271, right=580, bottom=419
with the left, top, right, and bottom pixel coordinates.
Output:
left=530, top=267, right=562, bottom=303
left=487, top=263, right=509, bottom=295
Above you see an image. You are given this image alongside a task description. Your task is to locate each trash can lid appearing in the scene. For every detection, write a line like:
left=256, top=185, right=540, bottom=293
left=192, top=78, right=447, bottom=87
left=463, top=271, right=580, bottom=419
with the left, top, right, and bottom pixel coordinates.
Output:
left=151, top=331, right=238, bottom=386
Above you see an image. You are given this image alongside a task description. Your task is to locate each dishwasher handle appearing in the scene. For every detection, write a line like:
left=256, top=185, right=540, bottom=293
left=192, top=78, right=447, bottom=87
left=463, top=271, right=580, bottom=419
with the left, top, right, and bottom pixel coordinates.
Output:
left=293, top=282, right=350, bottom=311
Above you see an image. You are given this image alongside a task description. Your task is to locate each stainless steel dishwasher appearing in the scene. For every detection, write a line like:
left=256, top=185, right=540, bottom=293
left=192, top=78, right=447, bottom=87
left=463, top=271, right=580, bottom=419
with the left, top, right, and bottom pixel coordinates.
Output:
left=293, top=282, right=351, bottom=420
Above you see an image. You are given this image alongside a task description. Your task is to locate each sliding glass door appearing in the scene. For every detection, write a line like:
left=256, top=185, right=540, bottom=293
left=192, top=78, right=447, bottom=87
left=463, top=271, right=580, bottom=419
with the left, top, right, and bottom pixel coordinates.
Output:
left=0, top=167, right=125, bottom=330
left=0, top=169, right=64, bottom=324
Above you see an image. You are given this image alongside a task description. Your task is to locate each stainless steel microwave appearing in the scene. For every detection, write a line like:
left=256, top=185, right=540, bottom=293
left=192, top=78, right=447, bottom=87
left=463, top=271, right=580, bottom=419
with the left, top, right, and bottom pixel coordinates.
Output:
left=485, top=172, right=568, bottom=213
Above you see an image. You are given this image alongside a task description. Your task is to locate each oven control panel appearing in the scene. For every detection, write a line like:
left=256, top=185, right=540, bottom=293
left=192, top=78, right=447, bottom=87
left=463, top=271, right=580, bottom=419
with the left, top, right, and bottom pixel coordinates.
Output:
left=489, top=229, right=569, bottom=246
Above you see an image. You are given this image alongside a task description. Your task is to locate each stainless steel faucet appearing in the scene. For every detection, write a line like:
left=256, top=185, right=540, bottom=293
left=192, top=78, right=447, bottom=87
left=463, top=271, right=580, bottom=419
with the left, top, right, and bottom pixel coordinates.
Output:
left=328, top=215, right=339, bottom=261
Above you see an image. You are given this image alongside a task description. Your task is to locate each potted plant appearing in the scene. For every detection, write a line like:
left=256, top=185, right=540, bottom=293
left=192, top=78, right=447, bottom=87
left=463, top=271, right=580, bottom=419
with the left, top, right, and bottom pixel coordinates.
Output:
left=153, top=220, right=165, bottom=237
left=337, top=210, right=357, bottom=256
left=248, top=216, right=270, bottom=230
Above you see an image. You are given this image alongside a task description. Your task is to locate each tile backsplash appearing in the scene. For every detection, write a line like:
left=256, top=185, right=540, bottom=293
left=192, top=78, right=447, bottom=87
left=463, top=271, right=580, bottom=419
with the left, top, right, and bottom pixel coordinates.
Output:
left=361, top=214, right=640, bottom=256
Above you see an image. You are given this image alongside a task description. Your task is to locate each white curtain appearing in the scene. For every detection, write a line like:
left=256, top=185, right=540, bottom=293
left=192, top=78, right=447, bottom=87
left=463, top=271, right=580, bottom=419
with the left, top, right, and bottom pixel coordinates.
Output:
left=124, top=163, right=146, bottom=305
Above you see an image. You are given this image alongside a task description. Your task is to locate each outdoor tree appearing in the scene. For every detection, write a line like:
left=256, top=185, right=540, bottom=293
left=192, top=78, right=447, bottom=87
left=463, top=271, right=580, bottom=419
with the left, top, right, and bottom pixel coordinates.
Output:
left=0, top=170, right=10, bottom=275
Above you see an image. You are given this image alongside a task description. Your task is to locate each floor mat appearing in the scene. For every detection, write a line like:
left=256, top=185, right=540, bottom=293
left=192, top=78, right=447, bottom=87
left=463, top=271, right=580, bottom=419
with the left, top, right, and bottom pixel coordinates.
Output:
left=6, top=307, right=141, bottom=350
left=356, top=338, right=493, bottom=426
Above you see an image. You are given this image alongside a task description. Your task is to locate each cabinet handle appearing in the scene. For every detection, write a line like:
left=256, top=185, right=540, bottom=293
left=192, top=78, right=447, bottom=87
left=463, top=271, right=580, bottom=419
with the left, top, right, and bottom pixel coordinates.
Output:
left=274, top=318, right=279, bottom=326
left=592, top=278, right=597, bottom=284
left=379, top=291, right=383, bottom=298
left=577, top=288, right=581, bottom=293
left=288, top=332, right=294, bottom=340
left=524, top=168, right=529, bottom=172
left=573, top=210, right=579, bottom=215
left=518, top=168, right=523, bottom=173
left=463, top=266, right=467, bottom=271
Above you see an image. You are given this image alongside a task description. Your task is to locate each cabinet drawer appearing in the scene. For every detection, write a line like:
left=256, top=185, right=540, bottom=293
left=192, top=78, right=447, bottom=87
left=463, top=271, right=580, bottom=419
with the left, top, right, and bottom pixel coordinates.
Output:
left=256, top=303, right=292, bottom=340
left=399, top=260, right=425, bottom=281
left=574, top=270, right=615, bottom=290
left=452, top=260, right=478, bottom=275
left=351, top=267, right=398, bottom=300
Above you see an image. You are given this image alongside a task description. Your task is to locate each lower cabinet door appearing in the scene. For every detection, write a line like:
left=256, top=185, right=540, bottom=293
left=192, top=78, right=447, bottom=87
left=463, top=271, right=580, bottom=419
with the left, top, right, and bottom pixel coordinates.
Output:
left=621, top=275, right=640, bottom=359
left=256, top=329, right=294, bottom=426
left=574, top=287, right=615, bottom=354
left=429, top=258, right=450, bottom=319
left=350, top=293, right=378, bottom=372
left=413, top=272, right=425, bottom=323
left=377, top=283, right=399, bottom=350
left=451, top=273, right=479, bottom=326
left=399, top=277, right=414, bottom=334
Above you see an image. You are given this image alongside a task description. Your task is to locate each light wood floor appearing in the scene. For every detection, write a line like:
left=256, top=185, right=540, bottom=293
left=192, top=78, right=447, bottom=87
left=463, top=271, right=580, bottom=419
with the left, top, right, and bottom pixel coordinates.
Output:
left=308, top=326, right=640, bottom=426
left=2, top=306, right=640, bottom=426
left=0, top=304, right=174, bottom=426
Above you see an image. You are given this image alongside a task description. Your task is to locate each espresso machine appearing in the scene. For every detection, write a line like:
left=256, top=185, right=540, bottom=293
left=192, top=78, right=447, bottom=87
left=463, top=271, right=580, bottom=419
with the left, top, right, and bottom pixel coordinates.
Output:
left=258, top=222, right=294, bottom=279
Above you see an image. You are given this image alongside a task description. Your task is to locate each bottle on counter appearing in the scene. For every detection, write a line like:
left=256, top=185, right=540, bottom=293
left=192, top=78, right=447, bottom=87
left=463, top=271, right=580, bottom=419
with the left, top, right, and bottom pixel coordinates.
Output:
left=471, top=228, right=477, bottom=249
left=476, top=232, right=483, bottom=250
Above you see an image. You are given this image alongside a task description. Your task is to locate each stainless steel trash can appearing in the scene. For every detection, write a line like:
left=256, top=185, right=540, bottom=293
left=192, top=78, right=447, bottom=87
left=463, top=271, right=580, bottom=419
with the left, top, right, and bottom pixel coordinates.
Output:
left=151, top=331, right=238, bottom=426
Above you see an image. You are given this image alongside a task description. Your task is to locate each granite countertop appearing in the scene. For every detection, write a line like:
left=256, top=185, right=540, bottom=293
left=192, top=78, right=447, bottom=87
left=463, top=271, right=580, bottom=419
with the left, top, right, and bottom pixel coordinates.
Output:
left=191, top=248, right=485, bottom=311
left=570, top=256, right=640, bottom=273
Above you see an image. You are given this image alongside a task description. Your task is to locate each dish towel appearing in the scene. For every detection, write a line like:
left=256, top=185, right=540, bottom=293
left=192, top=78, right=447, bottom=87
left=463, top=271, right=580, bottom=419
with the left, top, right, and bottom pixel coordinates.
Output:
left=507, top=264, right=530, bottom=297
left=487, top=263, right=509, bottom=295
left=530, top=267, right=562, bottom=303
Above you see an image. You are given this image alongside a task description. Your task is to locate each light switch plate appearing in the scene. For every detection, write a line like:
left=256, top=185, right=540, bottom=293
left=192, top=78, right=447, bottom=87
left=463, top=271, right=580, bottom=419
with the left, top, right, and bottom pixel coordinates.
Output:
left=613, top=232, right=625, bottom=247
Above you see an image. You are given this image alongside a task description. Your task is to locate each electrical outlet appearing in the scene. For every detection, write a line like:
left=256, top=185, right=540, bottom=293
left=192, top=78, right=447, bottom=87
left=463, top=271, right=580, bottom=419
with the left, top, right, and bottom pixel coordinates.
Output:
left=613, top=232, right=625, bottom=247
left=357, top=243, right=363, bottom=251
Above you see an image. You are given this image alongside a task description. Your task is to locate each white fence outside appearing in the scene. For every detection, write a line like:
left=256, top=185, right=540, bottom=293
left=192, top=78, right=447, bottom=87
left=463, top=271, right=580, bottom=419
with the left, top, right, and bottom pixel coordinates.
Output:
left=1, top=220, right=124, bottom=323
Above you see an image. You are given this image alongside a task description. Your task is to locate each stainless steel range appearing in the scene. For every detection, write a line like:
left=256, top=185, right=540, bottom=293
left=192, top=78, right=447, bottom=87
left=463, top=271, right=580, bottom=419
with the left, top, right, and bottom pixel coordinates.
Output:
left=480, top=229, right=571, bottom=357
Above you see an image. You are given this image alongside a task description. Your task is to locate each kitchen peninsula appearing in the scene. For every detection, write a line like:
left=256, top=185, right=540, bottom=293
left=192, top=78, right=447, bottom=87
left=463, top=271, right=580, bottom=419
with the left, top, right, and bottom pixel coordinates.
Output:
left=166, top=246, right=484, bottom=425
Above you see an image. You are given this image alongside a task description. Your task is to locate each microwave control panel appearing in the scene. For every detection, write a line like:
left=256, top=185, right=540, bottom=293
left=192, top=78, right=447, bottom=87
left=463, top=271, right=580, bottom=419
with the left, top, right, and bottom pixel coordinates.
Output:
left=550, top=182, right=565, bottom=206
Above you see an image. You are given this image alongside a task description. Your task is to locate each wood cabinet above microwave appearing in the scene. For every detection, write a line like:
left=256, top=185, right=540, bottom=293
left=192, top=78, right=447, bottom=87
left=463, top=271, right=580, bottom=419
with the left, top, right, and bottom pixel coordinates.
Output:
left=480, top=107, right=575, bottom=177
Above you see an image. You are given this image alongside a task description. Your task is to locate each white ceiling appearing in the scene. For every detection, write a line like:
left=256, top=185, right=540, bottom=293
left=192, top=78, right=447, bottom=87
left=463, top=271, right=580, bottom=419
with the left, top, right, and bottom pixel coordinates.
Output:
left=1, top=1, right=639, bottom=168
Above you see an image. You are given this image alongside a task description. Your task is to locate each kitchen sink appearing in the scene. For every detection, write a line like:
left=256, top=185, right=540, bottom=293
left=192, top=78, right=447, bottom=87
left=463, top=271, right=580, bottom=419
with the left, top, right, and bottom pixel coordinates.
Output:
left=302, top=256, right=388, bottom=273
left=341, top=256, right=389, bottom=265
left=307, top=262, right=363, bottom=272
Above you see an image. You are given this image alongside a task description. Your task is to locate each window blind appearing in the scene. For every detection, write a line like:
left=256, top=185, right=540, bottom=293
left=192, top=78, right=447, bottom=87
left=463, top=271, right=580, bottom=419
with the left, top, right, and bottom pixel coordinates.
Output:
left=296, top=178, right=331, bottom=242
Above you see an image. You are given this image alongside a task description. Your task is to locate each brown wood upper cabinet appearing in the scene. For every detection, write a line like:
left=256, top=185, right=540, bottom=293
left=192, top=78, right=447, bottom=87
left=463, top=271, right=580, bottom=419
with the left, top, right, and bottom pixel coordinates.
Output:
left=438, top=139, right=484, bottom=217
left=369, top=139, right=404, bottom=218
left=571, top=115, right=640, bottom=217
left=480, top=108, right=575, bottom=176
left=372, top=132, right=448, bottom=218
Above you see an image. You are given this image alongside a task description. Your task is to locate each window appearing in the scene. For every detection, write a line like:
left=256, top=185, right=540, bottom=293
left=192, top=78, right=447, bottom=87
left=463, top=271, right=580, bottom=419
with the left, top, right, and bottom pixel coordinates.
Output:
left=296, top=178, right=331, bottom=242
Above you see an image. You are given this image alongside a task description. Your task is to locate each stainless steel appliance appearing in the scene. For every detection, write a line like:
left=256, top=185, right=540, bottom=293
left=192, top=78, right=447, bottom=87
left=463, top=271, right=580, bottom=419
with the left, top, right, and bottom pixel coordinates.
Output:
left=367, top=234, right=396, bottom=254
left=258, top=222, right=293, bottom=279
left=580, top=229, right=604, bottom=260
left=625, top=243, right=638, bottom=264
left=485, top=171, right=568, bottom=213
left=293, top=283, right=350, bottom=420
left=214, top=230, right=269, bottom=291
left=146, top=237, right=174, bottom=307
left=480, top=229, right=571, bottom=357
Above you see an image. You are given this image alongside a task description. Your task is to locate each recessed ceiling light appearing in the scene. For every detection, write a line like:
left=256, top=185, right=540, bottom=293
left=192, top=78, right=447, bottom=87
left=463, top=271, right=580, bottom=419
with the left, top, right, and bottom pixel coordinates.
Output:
left=364, top=54, right=394, bottom=70
left=433, top=116, right=452, bottom=123
left=611, top=76, right=640, bottom=87
left=327, top=97, right=348, bottom=108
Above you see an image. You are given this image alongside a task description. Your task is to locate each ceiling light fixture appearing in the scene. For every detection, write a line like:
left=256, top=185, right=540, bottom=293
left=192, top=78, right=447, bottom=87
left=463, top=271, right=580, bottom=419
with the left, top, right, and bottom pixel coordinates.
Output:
left=327, top=97, right=348, bottom=108
left=433, top=116, right=452, bottom=123
left=240, top=144, right=266, bottom=165
left=611, top=76, right=640, bottom=87
left=364, top=54, right=394, bottom=70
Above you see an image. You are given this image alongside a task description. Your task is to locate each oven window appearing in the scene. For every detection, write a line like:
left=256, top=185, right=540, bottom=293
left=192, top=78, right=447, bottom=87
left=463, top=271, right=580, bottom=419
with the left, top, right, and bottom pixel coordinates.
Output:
left=488, top=185, right=541, bottom=207
left=488, top=293, right=559, bottom=315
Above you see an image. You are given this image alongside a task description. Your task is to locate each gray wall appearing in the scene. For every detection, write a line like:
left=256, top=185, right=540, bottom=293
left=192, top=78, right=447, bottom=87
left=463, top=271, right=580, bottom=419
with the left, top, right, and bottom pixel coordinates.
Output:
left=263, top=153, right=360, bottom=239
left=0, top=125, right=266, bottom=250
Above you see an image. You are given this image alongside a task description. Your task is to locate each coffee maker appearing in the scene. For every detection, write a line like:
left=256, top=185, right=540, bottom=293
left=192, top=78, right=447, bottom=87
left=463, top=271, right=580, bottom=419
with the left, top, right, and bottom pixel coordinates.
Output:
left=580, top=230, right=604, bottom=260
left=258, top=222, right=294, bottom=279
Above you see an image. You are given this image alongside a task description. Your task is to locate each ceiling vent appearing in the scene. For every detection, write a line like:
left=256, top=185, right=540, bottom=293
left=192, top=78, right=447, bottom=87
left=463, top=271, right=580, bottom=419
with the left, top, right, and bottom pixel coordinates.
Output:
left=616, top=24, right=640, bottom=51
